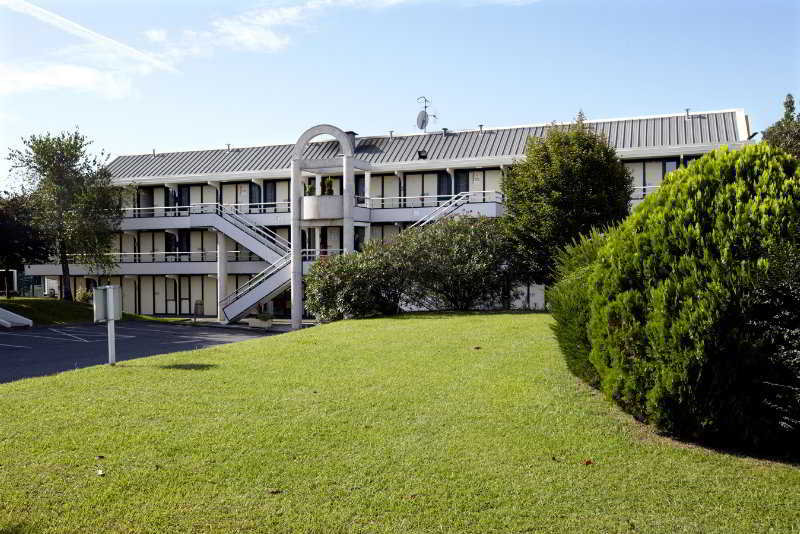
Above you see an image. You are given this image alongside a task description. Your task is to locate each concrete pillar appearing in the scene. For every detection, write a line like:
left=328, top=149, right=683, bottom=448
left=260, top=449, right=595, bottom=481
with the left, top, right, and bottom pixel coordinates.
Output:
left=314, top=225, right=321, bottom=254
left=342, top=155, right=355, bottom=253
left=364, top=223, right=371, bottom=244
left=216, top=231, right=228, bottom=322
left=364, top=171, right=372, bottom=208
left=447, top=168, right=455, bottom=198
left=290, top=159, right=303, bottom=330
left=314, top=174, right=322, bottom=196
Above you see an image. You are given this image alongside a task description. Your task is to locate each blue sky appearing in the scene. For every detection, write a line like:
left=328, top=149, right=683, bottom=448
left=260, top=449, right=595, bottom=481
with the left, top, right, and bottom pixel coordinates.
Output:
left=1, top=0, right=798, bottom=188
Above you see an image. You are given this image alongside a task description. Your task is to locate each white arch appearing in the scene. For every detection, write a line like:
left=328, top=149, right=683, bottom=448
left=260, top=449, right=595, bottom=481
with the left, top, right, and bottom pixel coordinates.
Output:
left=292, top=124, right=354, bottom=159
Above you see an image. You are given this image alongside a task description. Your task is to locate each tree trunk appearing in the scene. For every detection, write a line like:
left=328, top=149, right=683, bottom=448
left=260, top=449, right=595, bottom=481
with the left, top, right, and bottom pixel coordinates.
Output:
left=59, top=244, right=73, bottom=301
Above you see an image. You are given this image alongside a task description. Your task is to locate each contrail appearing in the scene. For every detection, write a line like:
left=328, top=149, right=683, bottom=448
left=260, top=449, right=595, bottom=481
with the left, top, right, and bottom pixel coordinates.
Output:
left=0, top=0, right=177, bottom=72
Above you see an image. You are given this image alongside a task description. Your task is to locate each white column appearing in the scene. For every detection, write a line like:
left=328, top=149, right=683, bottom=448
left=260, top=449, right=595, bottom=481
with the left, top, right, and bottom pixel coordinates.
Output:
left=447, top=168, right=455, bottom=198
left=364, top=171, right=372, bottom=208
left=342, top=155, right=355, bottom=253
left=314, top=225, right=321, bottom=255
left=216, top=231, right=228, bottom=322
left=290, top=159, right=304, bottom=330
left=314, top=174, right=322, bottom=196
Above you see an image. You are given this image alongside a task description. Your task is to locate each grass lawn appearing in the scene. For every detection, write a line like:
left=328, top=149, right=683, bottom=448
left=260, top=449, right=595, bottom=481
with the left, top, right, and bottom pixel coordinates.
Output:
left=0, top=297, right=188, bottom=326
left=0, top=313, right=797, bottom=533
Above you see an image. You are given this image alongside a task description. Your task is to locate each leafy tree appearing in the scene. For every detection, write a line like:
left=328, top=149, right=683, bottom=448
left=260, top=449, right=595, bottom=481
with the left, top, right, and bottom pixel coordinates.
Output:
left=762, top=93, right=800, bottom=157
left=395, top=216, right=516, bottom=311
left=501, top=114, right=632, bottom=285
left=0, top=191, right=50, bottom=297
left=7, top=130, right=125, bottom=300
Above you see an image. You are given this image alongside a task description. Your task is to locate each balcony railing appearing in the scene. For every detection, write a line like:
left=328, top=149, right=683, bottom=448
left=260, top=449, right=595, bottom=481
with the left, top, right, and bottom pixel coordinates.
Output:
left=301, top=249, right=344, bottom=261
left=364, top=190, right=504, bottom=209
left=64, top=251, right=262, bottom=264
left=122, top=202, right=291, bottom=218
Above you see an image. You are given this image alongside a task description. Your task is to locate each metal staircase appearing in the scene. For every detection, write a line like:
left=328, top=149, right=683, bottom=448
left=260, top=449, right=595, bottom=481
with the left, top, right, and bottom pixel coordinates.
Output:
left=407, top=191, right=471, bottom=229
left=219, top=253, right=291, bottom=323
left=191, top=203, right=289, bottom=262
left=192, top=202, right=292, bottom=323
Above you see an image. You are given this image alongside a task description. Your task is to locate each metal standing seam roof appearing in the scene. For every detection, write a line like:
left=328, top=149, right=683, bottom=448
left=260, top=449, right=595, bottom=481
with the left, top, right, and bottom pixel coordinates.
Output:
left=107, top=110, right=744, bottom=179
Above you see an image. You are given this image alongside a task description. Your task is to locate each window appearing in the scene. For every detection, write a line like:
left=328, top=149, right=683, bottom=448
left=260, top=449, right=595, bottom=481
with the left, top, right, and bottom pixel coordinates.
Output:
left=437, top=172, right=452, bottom=201
left=454, top=170, right=469, bottom=194
left=355, top=175, right=365, bottom=199
left=663, top=159, right=679, bottom=178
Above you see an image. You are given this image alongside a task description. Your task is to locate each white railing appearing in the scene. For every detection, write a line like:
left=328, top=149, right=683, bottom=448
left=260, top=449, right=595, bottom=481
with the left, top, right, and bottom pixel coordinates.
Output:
left=66, top=251, right=264, bottom=263
left=219, top=253, right=291, bottom=309
left=301, top=249, right=344, bottom=261
left=407, top=191, right=473, bottom=229
left=631, top=185, right=661, bottom=198
left=122, top=201, right=291, bottom=218
left=365, top=190, right=503, bottom=209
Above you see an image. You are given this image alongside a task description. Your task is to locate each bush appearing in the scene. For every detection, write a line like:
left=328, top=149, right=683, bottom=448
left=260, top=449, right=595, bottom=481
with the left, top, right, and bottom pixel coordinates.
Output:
left=547, top=228, right=607, bottom=387
left=304, top=241, right=407, bottom=321
left=75, top=287, right=92, bottom=304
left=587, top=144, right=800, bottom=452
left=304, top=216, right=519, bottom=320
left=396, top=216, right=516, bottom=311
left=741, top=244, right=800, bottom=440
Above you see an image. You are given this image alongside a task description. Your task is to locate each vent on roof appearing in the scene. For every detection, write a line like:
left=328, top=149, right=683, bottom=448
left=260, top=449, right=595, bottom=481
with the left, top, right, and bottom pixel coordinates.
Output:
left=441, top=128, right=449, bottom=137
left=479, top=124, right=484, bottom=134
left=417, top=149, right=428, bottom=160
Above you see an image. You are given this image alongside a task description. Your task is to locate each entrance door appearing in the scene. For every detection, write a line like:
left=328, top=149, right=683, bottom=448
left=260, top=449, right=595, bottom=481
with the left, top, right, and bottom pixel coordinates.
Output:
left=166, top=278, right=177, bottom=315
left=179, top=276, right=191, bottom=315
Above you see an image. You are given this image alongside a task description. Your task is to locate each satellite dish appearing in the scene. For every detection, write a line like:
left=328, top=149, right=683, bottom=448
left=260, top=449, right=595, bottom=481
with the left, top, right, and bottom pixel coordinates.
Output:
left=416, top=110, right=429, bottom=131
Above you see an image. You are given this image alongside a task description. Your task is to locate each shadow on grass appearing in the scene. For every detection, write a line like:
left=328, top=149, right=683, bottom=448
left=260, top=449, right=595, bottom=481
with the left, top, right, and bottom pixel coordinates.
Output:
left=0, top=524, right=39, bottom=534
left=159, top=363, right=218, bottom=371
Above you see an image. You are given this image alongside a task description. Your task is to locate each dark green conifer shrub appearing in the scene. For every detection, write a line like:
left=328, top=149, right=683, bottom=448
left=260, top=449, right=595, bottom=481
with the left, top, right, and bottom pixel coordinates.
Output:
left=587, top=144, right=800, bottom=451
left=547, top=229, right=607, bottom=387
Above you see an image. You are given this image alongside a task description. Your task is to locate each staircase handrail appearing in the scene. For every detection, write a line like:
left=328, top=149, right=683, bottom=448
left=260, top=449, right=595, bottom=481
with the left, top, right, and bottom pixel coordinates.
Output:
left=407, top=191, right=471, bottom=229
left=219, top=253, right=290, bottom=309
left=192, top=202, right=290, bottom=255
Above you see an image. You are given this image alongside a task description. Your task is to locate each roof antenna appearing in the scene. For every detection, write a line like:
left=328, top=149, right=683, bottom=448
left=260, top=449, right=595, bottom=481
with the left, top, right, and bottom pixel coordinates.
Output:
left=416, top=96, right=438, bottom=132
left=226, top=143, right=231, bottom=152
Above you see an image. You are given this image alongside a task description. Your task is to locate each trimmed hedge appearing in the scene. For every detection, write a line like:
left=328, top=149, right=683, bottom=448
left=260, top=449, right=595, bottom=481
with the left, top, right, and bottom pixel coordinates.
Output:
left=547, top=229, right=607, bottom=387
left=304, top=241, right=407, bottom=321
left=586, top=144, right=800, bottom=450
left=305, top=216, right=516, bottom=320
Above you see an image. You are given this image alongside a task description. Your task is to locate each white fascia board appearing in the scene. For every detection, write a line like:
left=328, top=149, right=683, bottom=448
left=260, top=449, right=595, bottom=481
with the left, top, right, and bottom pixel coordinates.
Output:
left=616, top=142, right=747, bottom=159
left=734, top=108, right=750, bottom=142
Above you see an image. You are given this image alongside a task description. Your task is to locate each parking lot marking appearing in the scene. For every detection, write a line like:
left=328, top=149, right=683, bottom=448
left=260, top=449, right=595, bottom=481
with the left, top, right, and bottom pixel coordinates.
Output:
left=0, top=343, right=31, bottom=349
left=49, top=328, right=89, bottom=343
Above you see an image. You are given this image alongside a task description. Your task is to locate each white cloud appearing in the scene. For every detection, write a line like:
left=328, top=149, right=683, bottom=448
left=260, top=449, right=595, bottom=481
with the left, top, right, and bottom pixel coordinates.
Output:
left=212, top=18, right=291, bottom=52
left=144, top=28, right=168, bottom=43
left=0, top=0, right=175, bottom=72
left=1, top=0, right=541, bottom=98
left=0, top=63, right=134, bottom=99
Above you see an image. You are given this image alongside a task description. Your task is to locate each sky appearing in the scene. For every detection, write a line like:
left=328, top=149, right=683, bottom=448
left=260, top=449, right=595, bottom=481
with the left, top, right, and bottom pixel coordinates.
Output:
left=1, top=0, right=798, bottom=189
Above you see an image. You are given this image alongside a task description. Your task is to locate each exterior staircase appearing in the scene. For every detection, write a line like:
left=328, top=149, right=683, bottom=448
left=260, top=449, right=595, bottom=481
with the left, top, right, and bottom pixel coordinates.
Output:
left=407, top=191, right=472, bottom=229
left=202, top=204, right=292, bottom=323
left=191, top=203, right=289, bottom=263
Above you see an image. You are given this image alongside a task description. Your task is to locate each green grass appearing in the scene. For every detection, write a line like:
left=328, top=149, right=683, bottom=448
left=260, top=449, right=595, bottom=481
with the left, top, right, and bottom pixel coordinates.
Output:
left=0, top=313, right=797, bottom=533
left=0, top=297, right=188, bottom=325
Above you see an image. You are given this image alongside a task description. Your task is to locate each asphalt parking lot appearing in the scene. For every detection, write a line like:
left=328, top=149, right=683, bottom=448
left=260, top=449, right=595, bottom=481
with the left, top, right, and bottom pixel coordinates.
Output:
left=0, top=322, right=273, bottom=383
